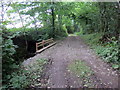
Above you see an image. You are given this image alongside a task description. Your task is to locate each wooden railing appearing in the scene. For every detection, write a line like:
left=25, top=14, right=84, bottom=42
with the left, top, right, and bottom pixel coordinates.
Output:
left=36, top=38, right=56, bottom=53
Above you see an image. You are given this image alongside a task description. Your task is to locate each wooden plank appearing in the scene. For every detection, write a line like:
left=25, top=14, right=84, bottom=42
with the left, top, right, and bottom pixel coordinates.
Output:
left=43, top=40, right=53, bottom=45
left=36, top=38, right=55, bottom=53
left=37, top=40, right=53, bottom=47
left=36, top=43, right=38, bottom=51
left=44, top=39, right=53, bottom=43
left=37, top=40, right=53, bottom=46
left=36, top=41, right=43, bottom=45
left=36, top=42, right=56, bottom=53
left=36, top=38, right=53, bottom=45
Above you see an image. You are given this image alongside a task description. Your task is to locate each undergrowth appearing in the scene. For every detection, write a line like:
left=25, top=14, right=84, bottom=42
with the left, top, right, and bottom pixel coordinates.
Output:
left=2, top=58, right=47, bottom=89
left=80, top=33, right=120, bottom=69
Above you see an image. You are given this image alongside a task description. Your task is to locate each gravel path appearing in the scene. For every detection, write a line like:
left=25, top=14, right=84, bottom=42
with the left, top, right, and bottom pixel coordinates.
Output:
left=23, top=36, right=119, bottom=88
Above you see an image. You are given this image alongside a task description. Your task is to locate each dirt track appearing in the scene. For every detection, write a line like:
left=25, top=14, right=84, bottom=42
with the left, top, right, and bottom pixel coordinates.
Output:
left=23, top=36, right=119, bottom=88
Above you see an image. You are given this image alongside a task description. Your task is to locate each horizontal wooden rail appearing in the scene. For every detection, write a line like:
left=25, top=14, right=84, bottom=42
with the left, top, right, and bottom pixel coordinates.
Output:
left=36, top=38, right=56, bottom=53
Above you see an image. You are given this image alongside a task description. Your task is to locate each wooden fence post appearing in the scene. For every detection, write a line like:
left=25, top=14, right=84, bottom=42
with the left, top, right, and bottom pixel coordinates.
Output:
left=36, top=43, right=38, bottom=51
left=42, top=40, right=44, bottom=48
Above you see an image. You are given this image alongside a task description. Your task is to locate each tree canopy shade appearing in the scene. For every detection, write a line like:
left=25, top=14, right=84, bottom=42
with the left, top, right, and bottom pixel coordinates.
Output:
left=3, top=2, right=119, bottom=37
left=1, top=1, right=120, bottom=88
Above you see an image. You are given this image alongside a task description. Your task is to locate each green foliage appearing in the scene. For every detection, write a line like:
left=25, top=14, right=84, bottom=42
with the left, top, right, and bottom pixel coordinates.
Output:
left=2, top=2, right=120, bottom=88
left=6, top=2, right=120, bottom=39
left=9, top=28, right=47, bottom=41
left=9, top=71, right=30, bottom=88
left=80, top=33, right=103, bottom=45
left=2, top=27, right=18, bottom=81
left=66, top=26, right=74, bottom=34
left=68, top=60, right=94, bottom=87
left=26, top=29, right=49, bottom=41
left=81, top=33, right=120, bottom=69
left=54, top=25, right=68, bottom=38
left=96, top=39, right=119, bottom=67
left=94, top=45, right=119, bottom=69
left=68, top=60, right=93, bottom=78
left=2, top=58, right=47, bottom=88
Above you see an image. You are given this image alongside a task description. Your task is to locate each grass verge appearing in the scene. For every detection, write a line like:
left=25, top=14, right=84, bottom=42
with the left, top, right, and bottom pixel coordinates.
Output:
left=68, top=60, right=94, bottom=87
left=80, top=33, right=119, bottom=69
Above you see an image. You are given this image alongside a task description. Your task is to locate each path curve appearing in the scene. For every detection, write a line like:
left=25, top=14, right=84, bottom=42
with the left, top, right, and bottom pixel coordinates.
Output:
left=23, top=36, right=119, bottom=88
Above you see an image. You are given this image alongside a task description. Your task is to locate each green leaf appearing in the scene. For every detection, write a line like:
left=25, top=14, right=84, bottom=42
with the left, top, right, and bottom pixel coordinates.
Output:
left=112, top=64, right=119, bottom=69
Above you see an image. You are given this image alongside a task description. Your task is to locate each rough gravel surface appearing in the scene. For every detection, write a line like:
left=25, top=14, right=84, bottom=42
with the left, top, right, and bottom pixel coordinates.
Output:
left=23, top=36, right=119, bottom=88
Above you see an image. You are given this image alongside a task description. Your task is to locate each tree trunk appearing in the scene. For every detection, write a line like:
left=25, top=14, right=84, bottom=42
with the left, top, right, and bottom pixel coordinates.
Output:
left=51, top=1, right=55, bottom=38
left=58, top=14, right=62, bottom=31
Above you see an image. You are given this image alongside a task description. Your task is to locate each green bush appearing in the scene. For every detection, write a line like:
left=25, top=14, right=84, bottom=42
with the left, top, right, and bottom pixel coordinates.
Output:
left=66, top=26, right=74, bottom=34
left=10, top=26, right=68, bottom=42
left=2, top=58, right=47, bottom=89
left=9, top=71, right=30, bottom=88
left=26, top=29, right=50, bottom=41
left=96, top=39, right=119, bottom=69
left=80, top=33, right=103, bottom=45
left=2, top=27, right=18, bottom=82
left=54, top=25, right=68, bottom=39
left=80, top=33, right=120, bottom=69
